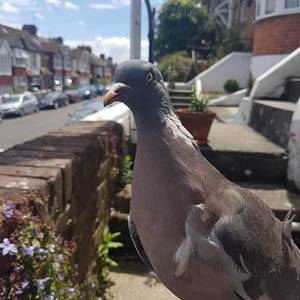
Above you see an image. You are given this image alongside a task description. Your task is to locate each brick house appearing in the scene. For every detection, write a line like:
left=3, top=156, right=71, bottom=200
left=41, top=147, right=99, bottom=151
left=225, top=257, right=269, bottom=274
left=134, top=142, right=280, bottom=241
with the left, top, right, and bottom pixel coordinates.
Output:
left=252, top=0, right=300, bottom=77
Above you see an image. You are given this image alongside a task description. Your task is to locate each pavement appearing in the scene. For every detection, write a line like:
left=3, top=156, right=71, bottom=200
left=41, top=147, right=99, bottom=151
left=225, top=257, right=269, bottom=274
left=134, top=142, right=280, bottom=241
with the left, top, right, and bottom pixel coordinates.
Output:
left=109, top=260, right=178, bottom=300
left=0, top=101, right=83, bottom=150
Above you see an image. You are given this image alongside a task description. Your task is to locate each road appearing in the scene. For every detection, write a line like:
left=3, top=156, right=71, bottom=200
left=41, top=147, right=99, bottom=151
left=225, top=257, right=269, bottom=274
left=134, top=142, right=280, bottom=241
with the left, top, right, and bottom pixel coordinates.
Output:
left=0, top=102, right=84, bottom=151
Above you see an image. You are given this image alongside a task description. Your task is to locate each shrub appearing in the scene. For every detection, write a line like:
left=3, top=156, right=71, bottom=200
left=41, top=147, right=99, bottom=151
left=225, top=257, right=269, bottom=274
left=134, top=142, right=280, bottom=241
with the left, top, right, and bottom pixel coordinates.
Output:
left=224, top=79, right=239, bottom=93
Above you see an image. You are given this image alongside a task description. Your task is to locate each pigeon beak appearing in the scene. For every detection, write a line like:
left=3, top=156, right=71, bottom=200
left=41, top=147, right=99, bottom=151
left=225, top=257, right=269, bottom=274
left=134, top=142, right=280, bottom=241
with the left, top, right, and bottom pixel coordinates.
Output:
left=104, top=83, right=130, bottom=106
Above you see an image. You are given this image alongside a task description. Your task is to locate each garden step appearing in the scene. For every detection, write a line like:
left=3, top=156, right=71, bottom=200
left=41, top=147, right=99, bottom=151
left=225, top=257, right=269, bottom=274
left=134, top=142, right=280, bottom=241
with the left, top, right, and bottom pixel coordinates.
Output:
left=201, top=123, right=287, bottom=183
left=284, top=77, right=300, bottom=103
left=249, top=100, right=295, bottom=148
left=239, top=183, right=300, bottom=221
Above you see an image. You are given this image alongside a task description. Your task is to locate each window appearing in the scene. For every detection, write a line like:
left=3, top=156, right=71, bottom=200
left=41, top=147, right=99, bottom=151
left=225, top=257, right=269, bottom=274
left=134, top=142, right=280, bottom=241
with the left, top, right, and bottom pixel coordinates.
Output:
left=0, top=55, right=12, bottom=75
left=265, top=0, right=276, bottom=13
left=64, top=55, right=71, bottom=70
left=54, top=54, right=62, bottom=69
left=285, top=0, right=300, bottom=8
left=256, top=0, right=261, bottom=16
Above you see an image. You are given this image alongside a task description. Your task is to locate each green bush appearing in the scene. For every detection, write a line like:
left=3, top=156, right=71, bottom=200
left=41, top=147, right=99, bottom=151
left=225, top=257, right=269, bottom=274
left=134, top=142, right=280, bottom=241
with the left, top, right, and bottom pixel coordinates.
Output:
left=224, top=79, right=239, bottom=93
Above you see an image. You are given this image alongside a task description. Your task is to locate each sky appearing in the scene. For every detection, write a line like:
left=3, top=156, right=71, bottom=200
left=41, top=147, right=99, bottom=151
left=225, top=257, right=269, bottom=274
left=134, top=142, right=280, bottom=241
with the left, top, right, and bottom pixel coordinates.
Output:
left=0, top=0, right=163, bottom=62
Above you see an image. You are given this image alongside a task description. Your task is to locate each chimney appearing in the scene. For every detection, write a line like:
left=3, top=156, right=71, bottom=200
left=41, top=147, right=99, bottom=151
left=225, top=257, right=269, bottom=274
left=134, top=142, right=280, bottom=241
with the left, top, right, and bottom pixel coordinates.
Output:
left=52, top=37, right=64, bottom=44
left=108, top=57, right=113, bottom=63
left=79, top=46, right=92, bottom=53
left=100, top=54, right=105, bottom=59
left=22, top=24, right=37, bottom=36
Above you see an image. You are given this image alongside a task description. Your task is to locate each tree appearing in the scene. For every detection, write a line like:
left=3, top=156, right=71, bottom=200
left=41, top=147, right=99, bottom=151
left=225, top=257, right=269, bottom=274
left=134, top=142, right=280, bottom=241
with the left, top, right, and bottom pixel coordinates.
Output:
left=154, top=0, right=213, bottom=60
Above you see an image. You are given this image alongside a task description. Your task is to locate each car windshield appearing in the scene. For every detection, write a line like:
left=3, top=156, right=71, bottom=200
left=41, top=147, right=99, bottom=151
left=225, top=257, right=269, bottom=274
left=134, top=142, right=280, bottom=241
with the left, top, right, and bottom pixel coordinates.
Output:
left=45, top=92, right=59, bottom=100
left=71, top=108, right=97, bottom=120
left=2, top=95, right=21, bottom=103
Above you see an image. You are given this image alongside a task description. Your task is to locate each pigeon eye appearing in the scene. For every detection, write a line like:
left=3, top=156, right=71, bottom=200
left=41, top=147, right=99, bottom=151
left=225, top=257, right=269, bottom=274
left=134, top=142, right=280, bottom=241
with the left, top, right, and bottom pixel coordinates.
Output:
left=146, top=72, right=154, bottom=83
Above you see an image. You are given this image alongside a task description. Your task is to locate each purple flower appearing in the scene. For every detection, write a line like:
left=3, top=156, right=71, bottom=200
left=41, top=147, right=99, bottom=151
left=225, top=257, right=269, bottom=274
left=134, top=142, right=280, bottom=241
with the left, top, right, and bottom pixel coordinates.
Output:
left=56, top=274, right=63, bottom=281
left=3, top=203, right=13, bottom=219
left=48, top=295, right=57, bottom=300
left=0, top=239, right=18, bottom=256
left=23, top=245, right=34, bottom=257
left=15, top=290, right=23, bottom=296
left=68, top=288, right=75, bottom=297
left=37, top=277, right=50, bottom=290
left=21, top=280, right=29, bottom=289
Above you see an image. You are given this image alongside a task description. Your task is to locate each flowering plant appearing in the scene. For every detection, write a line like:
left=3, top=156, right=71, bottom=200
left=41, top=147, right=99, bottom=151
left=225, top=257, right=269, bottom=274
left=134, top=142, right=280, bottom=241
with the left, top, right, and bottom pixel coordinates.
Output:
left=0, top=200, right=121, bottom=299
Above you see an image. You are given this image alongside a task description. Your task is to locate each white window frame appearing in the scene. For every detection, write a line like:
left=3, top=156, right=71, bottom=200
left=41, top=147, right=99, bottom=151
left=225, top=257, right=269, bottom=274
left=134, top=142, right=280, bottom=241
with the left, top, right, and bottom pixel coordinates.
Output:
left=256, top=0, right=300, bottom=20
left=13, top=76, right=27, bottom=87
left=0, top=55, right=12, bottom=76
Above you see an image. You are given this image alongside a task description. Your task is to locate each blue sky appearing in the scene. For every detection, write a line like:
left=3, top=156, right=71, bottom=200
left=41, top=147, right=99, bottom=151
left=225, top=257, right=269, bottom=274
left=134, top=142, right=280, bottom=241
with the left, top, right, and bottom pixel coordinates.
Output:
left=0, top=0, right=163, bottom=62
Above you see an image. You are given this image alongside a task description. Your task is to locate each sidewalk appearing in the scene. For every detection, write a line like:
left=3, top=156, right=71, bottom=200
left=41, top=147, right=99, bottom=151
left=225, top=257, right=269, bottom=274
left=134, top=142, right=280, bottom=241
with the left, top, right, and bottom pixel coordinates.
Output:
left=109, top=260, right=179, bottom=300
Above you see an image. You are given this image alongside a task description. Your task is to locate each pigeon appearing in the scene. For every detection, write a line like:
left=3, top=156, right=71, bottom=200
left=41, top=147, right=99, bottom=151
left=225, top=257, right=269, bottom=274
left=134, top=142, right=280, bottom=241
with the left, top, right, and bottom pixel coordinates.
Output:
left=104, top=60, right=300, bottom=300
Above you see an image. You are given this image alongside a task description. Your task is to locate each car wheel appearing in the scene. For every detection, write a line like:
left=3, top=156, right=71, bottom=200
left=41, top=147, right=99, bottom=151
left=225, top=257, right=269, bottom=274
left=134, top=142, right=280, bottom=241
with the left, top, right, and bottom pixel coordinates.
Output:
left=53, top=102, right=59, bottom=109
left=19, top=109, right=25, bottom=117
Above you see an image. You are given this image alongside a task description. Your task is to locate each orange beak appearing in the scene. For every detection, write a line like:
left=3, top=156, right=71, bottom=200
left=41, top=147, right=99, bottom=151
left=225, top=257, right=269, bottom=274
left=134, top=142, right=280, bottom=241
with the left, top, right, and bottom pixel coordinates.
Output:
left=103, top=83, right=130, bottom=106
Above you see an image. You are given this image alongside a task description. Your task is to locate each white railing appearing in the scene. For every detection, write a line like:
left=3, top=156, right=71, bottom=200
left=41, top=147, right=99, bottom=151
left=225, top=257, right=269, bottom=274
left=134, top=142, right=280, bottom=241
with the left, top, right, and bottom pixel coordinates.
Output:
left=250, top=47, right=300, bottom=99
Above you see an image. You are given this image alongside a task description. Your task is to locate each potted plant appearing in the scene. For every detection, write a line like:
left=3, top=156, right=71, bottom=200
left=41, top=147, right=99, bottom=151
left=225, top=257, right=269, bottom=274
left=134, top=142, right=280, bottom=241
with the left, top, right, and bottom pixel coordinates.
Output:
left=176, top=87, right=216, bottom=145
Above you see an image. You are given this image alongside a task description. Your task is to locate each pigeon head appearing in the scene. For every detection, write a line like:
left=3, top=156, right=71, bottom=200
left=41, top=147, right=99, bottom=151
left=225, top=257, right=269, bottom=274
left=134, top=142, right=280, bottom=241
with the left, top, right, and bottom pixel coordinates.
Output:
left=104, top=60, right=170, bottom=116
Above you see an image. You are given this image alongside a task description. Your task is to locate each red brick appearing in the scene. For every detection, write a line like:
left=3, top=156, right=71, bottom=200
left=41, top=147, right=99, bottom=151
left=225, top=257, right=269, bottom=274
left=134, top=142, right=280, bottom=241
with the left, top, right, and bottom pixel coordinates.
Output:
left=253, top=14, right=300, bottom=55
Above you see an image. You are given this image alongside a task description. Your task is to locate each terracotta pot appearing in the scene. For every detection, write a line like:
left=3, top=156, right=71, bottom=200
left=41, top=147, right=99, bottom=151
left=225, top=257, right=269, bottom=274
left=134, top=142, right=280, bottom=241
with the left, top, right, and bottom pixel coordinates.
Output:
left=176, top=108, right=216, bottom=145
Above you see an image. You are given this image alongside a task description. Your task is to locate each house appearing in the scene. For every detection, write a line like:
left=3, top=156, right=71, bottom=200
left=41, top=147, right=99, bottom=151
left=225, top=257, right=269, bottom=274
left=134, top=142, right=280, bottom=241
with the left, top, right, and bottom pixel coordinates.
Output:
left=208, top=0, right=256, bottom=49
left=0, top=25, right=29, bottom=93
left=0, top=23, right=116, bottom=94
left=72, top=47, right=92, bottom=86
left=0, top=40, right=13, bottom=95
left=252, top=0, right=300, bottom=77
left=22, top=25, right=43, bottom=90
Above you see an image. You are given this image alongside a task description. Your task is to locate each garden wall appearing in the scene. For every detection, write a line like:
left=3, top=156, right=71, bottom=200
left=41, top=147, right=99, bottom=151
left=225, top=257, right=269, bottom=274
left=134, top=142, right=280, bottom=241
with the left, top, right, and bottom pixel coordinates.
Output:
left=0, top=120, right=123, bottom=280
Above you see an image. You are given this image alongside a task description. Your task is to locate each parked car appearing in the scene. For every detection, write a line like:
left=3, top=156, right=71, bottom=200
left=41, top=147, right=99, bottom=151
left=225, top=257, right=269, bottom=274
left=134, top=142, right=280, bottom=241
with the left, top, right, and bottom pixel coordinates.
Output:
left=1, top=92, right=39, bottom=117
left=66, top=99, right=104, bottom=124
left=77, top=85, right=97, bottom=100
left=39, top=92, right=69, bottom=109
left=94, top=84, right=107, bottom=96
left=64, top=90, right=83, bottom=103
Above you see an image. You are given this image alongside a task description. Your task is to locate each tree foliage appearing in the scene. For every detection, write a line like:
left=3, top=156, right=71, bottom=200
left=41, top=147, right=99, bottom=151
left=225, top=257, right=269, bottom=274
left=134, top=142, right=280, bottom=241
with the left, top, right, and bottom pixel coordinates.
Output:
left=155, top=0, right=214, bottom=60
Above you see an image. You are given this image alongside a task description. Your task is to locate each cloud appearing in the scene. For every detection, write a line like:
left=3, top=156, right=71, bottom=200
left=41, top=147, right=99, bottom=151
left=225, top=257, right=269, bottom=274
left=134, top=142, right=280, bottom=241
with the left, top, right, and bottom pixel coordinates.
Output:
left=66, top=36, right=148, bottom=63
left=46, top=0, right=61, bottom=7
left=34, top=12, right=45, bottom=20
left=64, top=1, right=79, bottom=10
left=89, top=0, right=130, bottom=10
left=77, top=20, right=86, bottom=27
left=0, top=0, right=36, bottom=14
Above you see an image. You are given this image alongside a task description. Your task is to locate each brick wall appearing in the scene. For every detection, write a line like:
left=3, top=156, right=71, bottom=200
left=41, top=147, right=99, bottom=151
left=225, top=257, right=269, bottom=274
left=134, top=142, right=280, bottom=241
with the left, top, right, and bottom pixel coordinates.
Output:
left=253, top=13, right=300, bottom=55
left=0, top=76, right=12, bottom=85
left=0, top=121, right=123, bottom=279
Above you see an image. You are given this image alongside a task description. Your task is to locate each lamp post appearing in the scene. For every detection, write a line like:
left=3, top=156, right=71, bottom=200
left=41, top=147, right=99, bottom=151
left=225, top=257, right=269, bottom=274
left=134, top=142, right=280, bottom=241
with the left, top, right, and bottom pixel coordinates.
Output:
left=130, top=0, right=141, bottom=59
